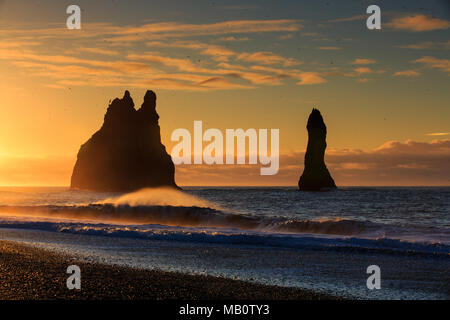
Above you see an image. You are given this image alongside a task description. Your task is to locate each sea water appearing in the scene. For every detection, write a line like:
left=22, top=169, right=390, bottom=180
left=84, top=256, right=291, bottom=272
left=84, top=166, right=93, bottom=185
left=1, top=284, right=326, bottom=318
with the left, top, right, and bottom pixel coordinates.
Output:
left=0, top=186, right=448, bottom=299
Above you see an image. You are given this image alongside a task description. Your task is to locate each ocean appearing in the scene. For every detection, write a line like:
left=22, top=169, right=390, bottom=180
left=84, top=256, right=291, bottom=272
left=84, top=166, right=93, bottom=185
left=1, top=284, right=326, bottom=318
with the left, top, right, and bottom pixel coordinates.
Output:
left=0, top=186, right=448, bottom=300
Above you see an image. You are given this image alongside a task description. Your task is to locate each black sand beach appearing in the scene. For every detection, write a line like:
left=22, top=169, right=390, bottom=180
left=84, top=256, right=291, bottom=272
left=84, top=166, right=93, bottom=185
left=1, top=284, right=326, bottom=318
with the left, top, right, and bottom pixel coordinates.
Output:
left=0, top=240, right=338, bottom=300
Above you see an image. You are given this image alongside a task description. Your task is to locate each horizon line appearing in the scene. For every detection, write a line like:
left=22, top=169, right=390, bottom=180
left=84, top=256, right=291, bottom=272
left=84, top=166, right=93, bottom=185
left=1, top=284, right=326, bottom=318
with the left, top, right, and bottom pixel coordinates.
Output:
left=0, top=185, right=449, bottom=188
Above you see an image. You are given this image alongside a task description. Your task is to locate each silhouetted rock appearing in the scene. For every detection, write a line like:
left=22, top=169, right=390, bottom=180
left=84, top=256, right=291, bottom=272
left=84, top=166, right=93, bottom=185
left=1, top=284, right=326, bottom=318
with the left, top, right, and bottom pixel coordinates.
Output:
left=71, top=90, right=178, bottom=192
left=298, top=108, right=336, bottom=191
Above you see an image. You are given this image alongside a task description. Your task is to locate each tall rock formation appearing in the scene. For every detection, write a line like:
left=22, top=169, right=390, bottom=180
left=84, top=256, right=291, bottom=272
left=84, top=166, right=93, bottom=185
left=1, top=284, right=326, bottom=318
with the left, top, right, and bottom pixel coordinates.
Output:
left=71, top=90, right=178, bottom=192
left=298, top=108, right=336, bottom=191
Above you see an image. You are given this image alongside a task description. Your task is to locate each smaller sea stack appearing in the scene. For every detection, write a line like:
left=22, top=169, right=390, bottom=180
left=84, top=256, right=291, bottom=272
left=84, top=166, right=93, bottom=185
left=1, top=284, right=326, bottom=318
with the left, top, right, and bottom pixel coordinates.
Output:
left=298, top=108, right=336, bottom=191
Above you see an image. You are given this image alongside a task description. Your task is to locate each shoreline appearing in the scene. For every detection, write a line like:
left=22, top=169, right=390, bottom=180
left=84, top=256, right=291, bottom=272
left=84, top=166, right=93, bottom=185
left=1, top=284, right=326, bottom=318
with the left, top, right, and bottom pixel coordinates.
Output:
left=0, top=240, right=340, bottom=300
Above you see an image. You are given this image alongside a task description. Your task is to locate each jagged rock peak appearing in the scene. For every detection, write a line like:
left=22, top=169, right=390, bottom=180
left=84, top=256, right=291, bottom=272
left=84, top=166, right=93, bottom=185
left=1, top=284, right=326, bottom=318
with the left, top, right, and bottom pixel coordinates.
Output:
left=71, top=89, right=178, bottom=192
left=143, top=90, right=156, bottom=104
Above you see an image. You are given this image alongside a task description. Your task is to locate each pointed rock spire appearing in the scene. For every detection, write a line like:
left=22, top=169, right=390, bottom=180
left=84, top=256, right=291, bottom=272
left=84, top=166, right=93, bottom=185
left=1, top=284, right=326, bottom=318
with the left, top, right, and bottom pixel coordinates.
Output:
left=298, top=108, right=336, bottom=191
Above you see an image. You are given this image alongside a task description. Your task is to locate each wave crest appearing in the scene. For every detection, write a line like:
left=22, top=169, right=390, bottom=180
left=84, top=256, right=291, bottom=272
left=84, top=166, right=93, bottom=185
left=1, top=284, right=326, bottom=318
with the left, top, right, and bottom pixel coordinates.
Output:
left=99, top=188, right=219, bottom=209
left=0, top=202, right=378, bottom=236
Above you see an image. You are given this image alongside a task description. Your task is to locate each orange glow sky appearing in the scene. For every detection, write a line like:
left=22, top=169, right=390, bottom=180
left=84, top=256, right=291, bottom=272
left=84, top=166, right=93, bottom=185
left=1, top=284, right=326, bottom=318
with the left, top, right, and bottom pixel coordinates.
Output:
left=0, top=0, right=449, bottom=186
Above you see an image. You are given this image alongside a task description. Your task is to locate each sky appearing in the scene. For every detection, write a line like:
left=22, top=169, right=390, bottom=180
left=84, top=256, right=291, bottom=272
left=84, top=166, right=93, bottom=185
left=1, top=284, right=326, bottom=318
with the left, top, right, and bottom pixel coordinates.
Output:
left=0, top=0, right=449, bottom=186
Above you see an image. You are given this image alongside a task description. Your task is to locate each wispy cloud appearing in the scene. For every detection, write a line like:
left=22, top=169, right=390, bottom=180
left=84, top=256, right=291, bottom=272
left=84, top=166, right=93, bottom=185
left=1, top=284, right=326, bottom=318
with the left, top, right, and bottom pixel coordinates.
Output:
left=278, top=34, right=294, bottom=40
left=351, top=58, right=376, bottom=65
left=1, top=40, right=41, bottom=48
left=426, top=132, right=449, bottom=136
left=3, top=46, right=320, bottom=90
left=237, top=52, right=301, bottom=66
left=146, top=41, right=236, bottom=61
left=0, top=20, right=301, bottom=42
left=217, top=36, right=249, bottom=42
left=393, top=70, right=421, bottom=77
left=353, top=67, right=385, bottom=75
left=387, top=14, right=450, bottom=32
left=78, top=47, right=119, bottom=56
left=146, top=40, right=302, bottom=67
left=328, top=15, right=366, bottom=23
left=354, top=67, right=373, bottom=75
left=396, top=40, right=450, bottom=50
left=317, top=46, right=341, bottom=50
left=296, top=72, right=327, bottom=85
left=0, top=19, right=335, bottom=91
left=102, top=19, right=302, bottom=42
left=413, top=56, right=450, bottom=73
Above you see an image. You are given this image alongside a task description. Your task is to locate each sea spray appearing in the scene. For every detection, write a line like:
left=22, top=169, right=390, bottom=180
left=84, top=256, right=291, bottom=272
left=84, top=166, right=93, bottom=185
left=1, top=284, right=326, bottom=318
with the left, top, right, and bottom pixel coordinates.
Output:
left=99, top=187, right=220, bottom=209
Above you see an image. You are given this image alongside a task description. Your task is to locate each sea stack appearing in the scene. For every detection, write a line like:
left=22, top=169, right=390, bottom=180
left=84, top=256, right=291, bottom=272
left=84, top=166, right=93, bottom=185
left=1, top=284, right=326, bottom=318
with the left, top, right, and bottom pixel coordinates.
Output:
left=298, top=108, right=336, bottom=191
left=70, top=90, right=178, bottom=192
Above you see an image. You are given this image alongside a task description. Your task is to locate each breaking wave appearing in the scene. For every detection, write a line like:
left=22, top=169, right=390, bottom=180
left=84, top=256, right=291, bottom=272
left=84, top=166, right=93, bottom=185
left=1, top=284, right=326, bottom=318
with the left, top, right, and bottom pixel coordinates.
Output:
left=0, top=202, right=381, bottom=236
left=0, top=215, right=448, bottom=257
left=0, top=188, right=448, bottom=256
